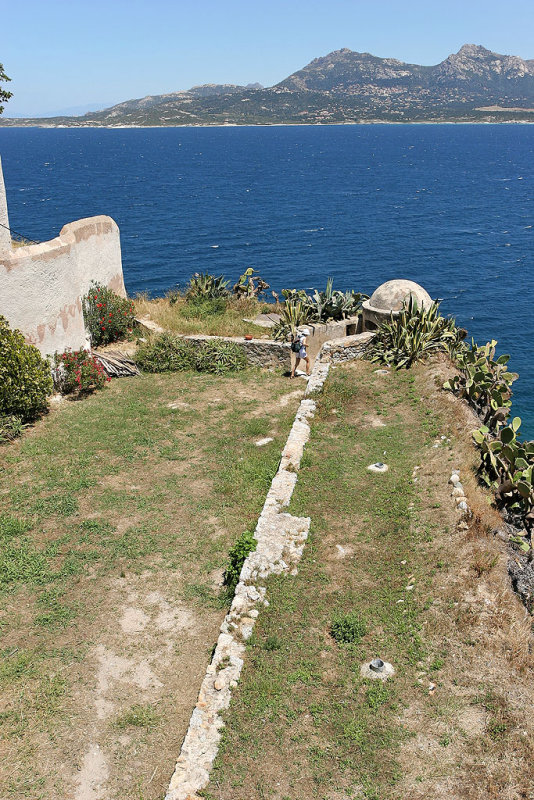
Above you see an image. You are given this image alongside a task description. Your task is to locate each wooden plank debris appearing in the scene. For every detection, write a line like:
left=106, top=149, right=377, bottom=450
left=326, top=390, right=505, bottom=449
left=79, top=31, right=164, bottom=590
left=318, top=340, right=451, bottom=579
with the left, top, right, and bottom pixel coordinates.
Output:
left=93, top=349, right=140, bottom=378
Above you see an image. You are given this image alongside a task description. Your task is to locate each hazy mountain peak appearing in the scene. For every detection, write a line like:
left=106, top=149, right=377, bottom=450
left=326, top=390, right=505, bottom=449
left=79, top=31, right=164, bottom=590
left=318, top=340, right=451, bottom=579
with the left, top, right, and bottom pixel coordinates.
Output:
left=457, top=43, right=491, bottom=58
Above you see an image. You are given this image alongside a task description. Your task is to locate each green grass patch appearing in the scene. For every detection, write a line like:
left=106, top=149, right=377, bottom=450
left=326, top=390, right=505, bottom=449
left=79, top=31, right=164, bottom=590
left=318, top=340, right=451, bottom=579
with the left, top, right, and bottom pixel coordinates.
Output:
left=134, top=294, right=272, bottom=338
left=330, top=611, right=367, bottom=644
left=114, top=703, right=160, bottom=730
left=35, top=588, right=77, bottom=629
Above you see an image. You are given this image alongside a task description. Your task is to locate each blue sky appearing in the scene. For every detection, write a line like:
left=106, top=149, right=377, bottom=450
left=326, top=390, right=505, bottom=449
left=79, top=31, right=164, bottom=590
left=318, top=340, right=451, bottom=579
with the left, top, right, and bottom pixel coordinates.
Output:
left=4, top=0, right=534, bottom=116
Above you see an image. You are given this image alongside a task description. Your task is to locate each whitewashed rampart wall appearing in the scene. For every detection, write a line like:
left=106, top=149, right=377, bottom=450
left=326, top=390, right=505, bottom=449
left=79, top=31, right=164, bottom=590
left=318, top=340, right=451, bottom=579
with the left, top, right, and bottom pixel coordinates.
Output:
left=0, top=216, right=125, bottom=357
left=0, top=157, right=10, bottom=252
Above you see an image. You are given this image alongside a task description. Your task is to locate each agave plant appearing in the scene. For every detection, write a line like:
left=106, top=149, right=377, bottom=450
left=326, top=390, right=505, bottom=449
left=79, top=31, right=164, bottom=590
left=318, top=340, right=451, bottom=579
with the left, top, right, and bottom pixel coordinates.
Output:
left=367, top=298, right=461, bottom=369
left=277, top=279, right=366, bottom=331
left=0, top=414, right=27, bottom=443
left=185, top=272, right=229, bottom=300
left=307, top=278, right=366, bottom=322
left=272, top=300, right=311, bottom=341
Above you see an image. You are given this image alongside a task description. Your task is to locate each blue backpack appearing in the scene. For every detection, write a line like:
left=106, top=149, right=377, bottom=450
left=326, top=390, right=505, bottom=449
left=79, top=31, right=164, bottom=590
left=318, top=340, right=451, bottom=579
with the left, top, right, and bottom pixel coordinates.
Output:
left=291, top=334, right=302, bottom=353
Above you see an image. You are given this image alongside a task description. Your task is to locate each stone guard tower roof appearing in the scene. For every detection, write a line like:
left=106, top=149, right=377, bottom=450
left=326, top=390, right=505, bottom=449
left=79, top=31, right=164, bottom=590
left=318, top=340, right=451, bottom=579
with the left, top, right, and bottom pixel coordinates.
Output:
left=364, top=279, right=432, bottom=313
left=361, top=279, right=433, bottom=332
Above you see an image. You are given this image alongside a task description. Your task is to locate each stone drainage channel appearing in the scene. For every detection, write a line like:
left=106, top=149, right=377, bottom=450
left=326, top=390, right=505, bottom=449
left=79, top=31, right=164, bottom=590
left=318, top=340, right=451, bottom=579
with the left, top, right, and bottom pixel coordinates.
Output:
left=165, top=335, right=371, bottom=800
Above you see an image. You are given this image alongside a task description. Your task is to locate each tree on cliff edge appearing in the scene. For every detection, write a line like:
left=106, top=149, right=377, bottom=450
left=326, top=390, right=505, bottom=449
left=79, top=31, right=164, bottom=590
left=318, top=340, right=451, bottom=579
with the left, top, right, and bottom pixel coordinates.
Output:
left=0, top=63, right=12, bottom=114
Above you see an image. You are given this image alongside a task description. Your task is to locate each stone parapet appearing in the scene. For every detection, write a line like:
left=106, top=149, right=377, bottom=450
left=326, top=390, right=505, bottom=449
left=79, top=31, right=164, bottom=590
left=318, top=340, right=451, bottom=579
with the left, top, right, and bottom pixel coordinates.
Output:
left=319, top=331, right=375, bottom=363
left=183, top=334, right=291, bottom=370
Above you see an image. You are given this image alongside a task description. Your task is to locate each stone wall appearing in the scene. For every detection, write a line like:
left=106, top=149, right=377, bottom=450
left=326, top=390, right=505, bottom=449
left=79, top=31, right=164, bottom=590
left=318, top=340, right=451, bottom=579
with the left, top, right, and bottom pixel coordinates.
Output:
left=303, top=315, right=362, bottom=358
left=0, top=156, right=125, bottom=357
left=319, top=331, right=375, bottom=363
left=181, top=319, right=363, bottom=372
left=136, top=321, right=369, bottom=374
left=0, top=216, right=125, bottom=357
left=181, top=334, right=291, bottom=371
left=0, top=157, right=10, bottom=252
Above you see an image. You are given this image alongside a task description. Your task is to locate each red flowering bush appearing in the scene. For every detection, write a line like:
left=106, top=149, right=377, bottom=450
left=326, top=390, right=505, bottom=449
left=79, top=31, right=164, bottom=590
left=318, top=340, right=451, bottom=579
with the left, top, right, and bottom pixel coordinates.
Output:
left=53, top=349, right=110, bottom=395
left=82, top=282, right=136, bottom=347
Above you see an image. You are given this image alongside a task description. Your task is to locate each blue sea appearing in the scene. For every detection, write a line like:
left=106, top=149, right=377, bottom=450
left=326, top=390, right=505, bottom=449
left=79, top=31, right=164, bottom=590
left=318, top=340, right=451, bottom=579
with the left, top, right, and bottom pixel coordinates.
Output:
left=0, top=125, right=533, bottom=436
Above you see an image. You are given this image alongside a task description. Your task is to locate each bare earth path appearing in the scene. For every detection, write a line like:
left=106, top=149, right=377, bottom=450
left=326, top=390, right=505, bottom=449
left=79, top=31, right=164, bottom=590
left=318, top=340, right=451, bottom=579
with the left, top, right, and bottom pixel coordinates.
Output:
left=0, top=369, right=302, bottom=800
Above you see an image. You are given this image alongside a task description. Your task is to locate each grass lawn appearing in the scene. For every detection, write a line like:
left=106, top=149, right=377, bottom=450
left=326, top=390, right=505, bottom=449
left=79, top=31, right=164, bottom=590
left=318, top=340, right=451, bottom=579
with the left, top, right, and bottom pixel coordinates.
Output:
left=204, top=360, right=534, bottom=800
left=134, top=295, right=277, bottom=338
left=0, top=368, right=303, bottom=800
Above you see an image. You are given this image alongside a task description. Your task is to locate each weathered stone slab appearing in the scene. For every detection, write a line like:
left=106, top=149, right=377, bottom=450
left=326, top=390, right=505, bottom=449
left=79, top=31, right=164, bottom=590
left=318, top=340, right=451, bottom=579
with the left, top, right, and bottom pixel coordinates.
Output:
left=242, top=313, right=281, bottom=328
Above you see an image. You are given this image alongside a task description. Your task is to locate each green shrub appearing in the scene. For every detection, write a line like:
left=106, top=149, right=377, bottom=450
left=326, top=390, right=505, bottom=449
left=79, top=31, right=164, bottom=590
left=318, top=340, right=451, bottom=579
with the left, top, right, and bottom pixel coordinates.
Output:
left=0, top=315, right=52, bottom=421
left=83, top=282, right=136, bottom=346
left=136, top=333, right=196, bottom=372
left=194, top=340, right=247, bottom=374
left=330, top=611, right=367, bottom=644
left=53, top=349, right=110, bottom=394
left=182, top=296, right=228, bottom=320
left=136, top=334, right=247, bottom=375
left=223, top=530, right=257, bottom=597
left=0, top=414, right=26, bottom=443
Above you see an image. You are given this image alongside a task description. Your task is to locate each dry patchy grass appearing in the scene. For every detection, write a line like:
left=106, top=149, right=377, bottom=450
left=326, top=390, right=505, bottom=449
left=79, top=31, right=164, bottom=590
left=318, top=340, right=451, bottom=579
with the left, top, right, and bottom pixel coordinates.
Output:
left=133, top=294, right=277, bottom=338
left=0, top=368, right=302, bottom=800
left=204, top=359, right=533, bottom=800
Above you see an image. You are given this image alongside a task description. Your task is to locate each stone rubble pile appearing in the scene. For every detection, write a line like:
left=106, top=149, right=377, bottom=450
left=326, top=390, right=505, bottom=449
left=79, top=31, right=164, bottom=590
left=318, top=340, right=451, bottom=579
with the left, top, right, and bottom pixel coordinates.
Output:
left=449, top=469, right=469, bottom=514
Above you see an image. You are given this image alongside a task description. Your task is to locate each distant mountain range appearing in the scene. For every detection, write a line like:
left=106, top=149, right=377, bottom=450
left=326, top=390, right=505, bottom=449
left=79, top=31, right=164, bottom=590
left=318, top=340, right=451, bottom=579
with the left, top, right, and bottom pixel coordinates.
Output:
left=3, top=45, right=534, bottom=127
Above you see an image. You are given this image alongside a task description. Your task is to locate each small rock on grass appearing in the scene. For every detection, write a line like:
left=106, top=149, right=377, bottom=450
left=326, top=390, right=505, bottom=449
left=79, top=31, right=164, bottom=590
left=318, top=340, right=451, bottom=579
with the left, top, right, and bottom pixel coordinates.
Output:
left=255, top=437, right=274, bottom=447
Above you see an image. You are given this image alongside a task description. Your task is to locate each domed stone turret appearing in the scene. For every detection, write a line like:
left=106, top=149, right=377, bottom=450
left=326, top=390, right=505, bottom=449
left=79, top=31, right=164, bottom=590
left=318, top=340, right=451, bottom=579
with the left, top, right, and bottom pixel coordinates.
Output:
left=362, top=279, right=432, bottom=331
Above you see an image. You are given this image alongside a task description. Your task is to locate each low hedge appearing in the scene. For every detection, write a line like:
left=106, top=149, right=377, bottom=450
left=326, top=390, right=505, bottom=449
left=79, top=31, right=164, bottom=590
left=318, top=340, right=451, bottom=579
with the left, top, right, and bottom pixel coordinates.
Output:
left=136, top=333, right=247, bottom=375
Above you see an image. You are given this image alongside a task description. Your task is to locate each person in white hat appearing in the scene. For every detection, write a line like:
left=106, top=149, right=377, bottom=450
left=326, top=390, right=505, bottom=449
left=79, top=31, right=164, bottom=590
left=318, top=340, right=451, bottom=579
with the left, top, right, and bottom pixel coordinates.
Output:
left=290, top=327, right=311, bottom=379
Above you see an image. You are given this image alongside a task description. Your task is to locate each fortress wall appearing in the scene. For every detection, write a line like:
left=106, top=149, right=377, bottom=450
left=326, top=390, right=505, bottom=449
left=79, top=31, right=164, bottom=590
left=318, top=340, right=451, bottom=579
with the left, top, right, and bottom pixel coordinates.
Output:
left=0, top=216, right=125, bottom=357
